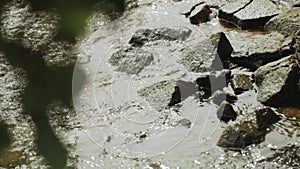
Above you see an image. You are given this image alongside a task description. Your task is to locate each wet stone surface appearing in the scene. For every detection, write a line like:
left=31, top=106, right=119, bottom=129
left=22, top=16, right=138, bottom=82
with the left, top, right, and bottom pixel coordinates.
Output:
left=231, top=74, right=253, bottom=94
left=254, top=54, right=300, bottom=107
left=219, top=0, right=281, bottom=29
left=265, top=7, right=300, bottom=36
left=228, top=32, right=294, bottom=70
left=109, top=46, right=154, bottom=74
left=129, top=27, right=192, bottom=46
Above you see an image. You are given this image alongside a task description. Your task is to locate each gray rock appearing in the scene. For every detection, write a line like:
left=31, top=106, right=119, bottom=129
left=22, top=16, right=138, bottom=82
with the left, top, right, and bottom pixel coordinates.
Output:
left=138, top=80, right=178, bottom=111
left=229, top=32, right=294, bottom=70
left=231, top=74, right=253, bottom=94
left=254, top=55, right=300, bottom=107
left=181, top=32, right=233, bottom=72
left=264, top=7, right=300, bottom=36
left=129, top=27, right=192, bottom=46
left=109, top=47, right=154, bottom=74
left=219, top=0, right=281, bottom=29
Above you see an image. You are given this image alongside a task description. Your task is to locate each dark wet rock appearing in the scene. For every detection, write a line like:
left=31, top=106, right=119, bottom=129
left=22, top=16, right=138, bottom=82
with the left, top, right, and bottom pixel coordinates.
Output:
left=264, top=144, right=300, bottom=168
left=219, top=0, right=281, bottom=29
left=229, top=32, right=294, bottom=70
left=211, top=90, right=237, bottom=106
left=216, top=101, right=238, bottom=123
left=254, top=55, right=300, bottom=107
left=189, top=5, right=212, bottom=25
left=181, top=32, right=233, bottom=72
left=0, top=150, right=23, bottom=168
left=109, top=47, right=154, bottom=74
left=129, top=27, right=192, bottom=46
left=196, top=71, right=230, bottom=98
left=255, top=107, right=281, bottom=130
left=231, top=74, right=253, bottom=94
left=265, top=7, right=300, bottom=36
left=217, top=120, right=268, bottom=149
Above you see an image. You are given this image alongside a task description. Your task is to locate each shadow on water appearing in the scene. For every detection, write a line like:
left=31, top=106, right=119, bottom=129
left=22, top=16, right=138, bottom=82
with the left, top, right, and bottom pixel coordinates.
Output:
left=0, top=0, right=125, bottom=168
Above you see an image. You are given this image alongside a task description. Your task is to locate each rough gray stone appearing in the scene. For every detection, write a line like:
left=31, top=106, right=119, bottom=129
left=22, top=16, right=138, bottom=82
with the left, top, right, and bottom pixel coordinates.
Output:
left=228, top=32, right=294, bottom=70
left=264, top=7, right=300, bottom=36
left=181, top=32, right=233, bottom=72
left=254, top=55, right=300, bottom=107
left=219, top=0, right=281, bottom=29
left=109, top=47, right=154, bottom=74
left=129, top=27, right=192, bottom=46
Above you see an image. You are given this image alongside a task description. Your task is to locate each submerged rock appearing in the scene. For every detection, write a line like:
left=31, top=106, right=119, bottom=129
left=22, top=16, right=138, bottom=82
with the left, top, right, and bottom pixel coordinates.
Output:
left=109, top=47, right=154, bottom=74
left=219, top=0, right=281, bottom=29
left=255, top=107, right=281, bottom=130
left=129, top=27, right=192, bottom=46
left=265, top=144, right=300, bottom=168
left=181, top=32, right=233, bottom=72
left=231, top=74, right=253, bottom=94
left=254, top=55, right=300, bottom=107
left=229, top=32, right=294, bottom=70
left=265, top=7, right=300, bottom=36
left=216, top=101, right=238, bottom=123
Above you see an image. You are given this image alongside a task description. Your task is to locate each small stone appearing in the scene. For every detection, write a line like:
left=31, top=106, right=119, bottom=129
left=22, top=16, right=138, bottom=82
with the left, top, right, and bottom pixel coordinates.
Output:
left=178, top=118, right=192, bottom=128
left=216, top=101, right=238, bottom=123
left=231, top=74, right=253, bottom=95
left=255, top=108, right=281, bottom=130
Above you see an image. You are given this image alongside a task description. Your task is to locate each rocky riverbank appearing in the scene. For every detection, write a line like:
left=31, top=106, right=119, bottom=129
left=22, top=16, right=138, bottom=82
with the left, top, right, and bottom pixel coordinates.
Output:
left=0, top=0, right=299, bottom=168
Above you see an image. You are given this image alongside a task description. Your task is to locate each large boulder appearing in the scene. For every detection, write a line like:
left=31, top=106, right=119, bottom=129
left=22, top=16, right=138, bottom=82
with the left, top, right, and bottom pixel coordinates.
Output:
left=265, top=7, right=300, bottom=35
left=219, top=0, right=281, bottom=29
left=228, top=32, right=294, bottom=70
left=181, top=32, right=233, bottom=72
left=254, top=55, right=300, bottom=107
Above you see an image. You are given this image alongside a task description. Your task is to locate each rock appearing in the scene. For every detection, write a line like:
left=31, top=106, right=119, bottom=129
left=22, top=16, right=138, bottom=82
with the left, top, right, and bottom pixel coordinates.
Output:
left=264, top=144, right=300, bottom=168
left=217, top=120, right=268, bottom=149
left=216, top=101, right=238, bottom=123
left=171, top=80, right=198, bottom=105
left=138, top=80, right=177, bottom=111
left=177, top=118, right=192, bottom=128
left=189, top=5, right=212, bottom=25
left=138, top=80, right=198, bottom=110
left=109, top=47, right=154, bottom=74
left=277, top=107, right=300, bottom=121
left=254, top=55, right=300, bottom=107
left=129, top=27, right=192, bottom=46
left=181, top=32, right=233, bottom=72
left=219, top=0, right=281, bottom=29
left=228, top=32, right=294, bottom=70
left=231, top=74, right=253, bottom=94
left=211, top=90, right=237, bottom=106
left=255, top=107, right=281, bottom=130
left=196, top=72, right=229, bottom=98
left=265, top=7, right=300, bottom=36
